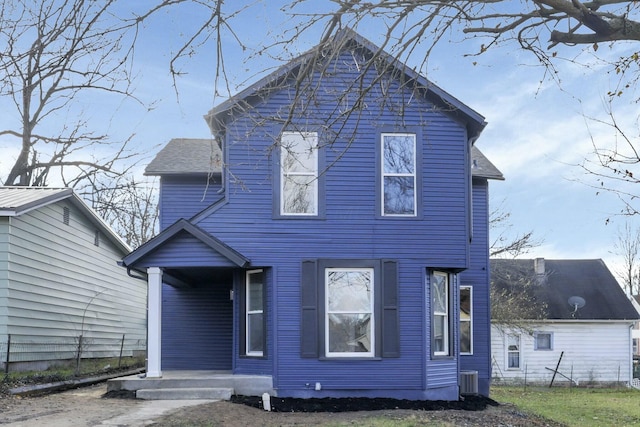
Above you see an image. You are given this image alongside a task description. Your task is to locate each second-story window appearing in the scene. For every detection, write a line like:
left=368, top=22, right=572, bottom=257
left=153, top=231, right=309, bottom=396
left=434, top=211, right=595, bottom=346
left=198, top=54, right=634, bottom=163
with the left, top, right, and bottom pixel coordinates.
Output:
left=280, top=131, right=318, bottom=216
left=381, top=133, right=416, bottom=216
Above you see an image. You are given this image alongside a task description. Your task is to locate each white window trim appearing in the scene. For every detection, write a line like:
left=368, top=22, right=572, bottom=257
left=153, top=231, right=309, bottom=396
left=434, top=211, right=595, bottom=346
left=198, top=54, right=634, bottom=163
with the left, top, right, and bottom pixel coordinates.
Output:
left=381, top=132, right=417, bottom=217
left=534, top=331, right=553, bottom=351
left=280, top=131, right=318, bottom=216
left=433, top=271, right=449, bottom=356
left=506, top=333, right=521, bottom=370
left=246, top=269, right=264, bottom=357
left=460, top=285, right=473, bottom=355
left=325, top=267, right=375, bottom=358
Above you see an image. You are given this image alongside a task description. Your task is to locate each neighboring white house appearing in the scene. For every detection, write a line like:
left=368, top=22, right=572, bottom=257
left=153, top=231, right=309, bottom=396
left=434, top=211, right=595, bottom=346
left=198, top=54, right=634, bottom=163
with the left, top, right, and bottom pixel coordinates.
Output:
left=0, top=187, right=147, bottom=370
left=491, top=258, right=639, bottom=386
left=632, top=296, right=640, bottom=358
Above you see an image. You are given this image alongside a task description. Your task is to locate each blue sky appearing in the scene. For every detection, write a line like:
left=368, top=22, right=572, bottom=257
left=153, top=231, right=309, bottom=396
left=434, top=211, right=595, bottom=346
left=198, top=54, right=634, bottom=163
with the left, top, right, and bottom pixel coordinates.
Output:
left=1, top=2, right=637, bottom=279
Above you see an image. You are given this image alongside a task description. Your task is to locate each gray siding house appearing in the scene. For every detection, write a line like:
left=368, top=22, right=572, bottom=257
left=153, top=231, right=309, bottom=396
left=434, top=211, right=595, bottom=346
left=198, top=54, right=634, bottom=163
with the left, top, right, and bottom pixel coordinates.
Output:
left=0, top=187, right=146, bottom=370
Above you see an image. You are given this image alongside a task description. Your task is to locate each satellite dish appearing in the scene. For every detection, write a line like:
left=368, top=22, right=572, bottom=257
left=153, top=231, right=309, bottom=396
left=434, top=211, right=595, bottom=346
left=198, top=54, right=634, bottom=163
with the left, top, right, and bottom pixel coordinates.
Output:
left=568, top=296, right=586, bottom=318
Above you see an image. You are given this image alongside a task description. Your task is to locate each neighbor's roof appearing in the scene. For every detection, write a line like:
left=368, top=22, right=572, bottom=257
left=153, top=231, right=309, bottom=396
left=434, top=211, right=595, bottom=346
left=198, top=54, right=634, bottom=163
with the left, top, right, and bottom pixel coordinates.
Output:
left=145, top=138, right=222, bottom=176
left=0, top=186, right=130, bottom=253
left=0, top=187, right=73, bottom=216
left=205, top=28, right=487, bottom=139
left=491, top=258, right=640, bottom=321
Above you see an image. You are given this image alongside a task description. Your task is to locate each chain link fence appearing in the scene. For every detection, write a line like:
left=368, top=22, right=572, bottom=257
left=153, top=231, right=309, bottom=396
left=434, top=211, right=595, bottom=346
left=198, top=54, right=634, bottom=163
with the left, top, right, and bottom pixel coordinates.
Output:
left=1, top=334, right=146, bottom=374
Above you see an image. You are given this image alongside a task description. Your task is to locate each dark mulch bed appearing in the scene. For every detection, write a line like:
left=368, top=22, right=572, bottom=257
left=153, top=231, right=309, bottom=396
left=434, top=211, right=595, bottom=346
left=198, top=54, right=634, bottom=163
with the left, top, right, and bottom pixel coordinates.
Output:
left=231, top=394, right=499, bottom=413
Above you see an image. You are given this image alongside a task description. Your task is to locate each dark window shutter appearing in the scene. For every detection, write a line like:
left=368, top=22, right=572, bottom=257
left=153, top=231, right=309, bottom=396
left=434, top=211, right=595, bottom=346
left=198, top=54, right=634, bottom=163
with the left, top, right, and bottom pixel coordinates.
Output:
left=300, top=260, right=318, bottom=358
left=382, top=260, right=400, bottom=357
left=236, top=270, right=246, bottom=356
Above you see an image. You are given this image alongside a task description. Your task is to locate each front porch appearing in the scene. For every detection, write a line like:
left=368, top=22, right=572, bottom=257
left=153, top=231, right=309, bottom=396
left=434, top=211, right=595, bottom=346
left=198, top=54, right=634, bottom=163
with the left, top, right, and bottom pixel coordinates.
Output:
left=107, top=370, right=275, bottom=400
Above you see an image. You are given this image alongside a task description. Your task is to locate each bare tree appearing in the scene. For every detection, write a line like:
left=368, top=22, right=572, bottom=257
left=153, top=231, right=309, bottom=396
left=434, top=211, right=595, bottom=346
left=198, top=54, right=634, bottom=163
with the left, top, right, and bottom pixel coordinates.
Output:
left=0, top=0, right=147, bottom=187
left=613, top=222, right=640, bottom=295
left=80, top=176, right=159, bottom=249
left=489, top=203, right=546, bottom=328
left=490, top=201, right=541, bottom=258
left=490, top=260, right=549, bottom=329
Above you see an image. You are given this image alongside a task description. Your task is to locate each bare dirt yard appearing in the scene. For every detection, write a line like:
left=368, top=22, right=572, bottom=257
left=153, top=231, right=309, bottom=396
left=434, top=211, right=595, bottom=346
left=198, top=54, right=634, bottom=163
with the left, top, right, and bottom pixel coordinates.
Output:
left=0, top=382, right=563, bottom=427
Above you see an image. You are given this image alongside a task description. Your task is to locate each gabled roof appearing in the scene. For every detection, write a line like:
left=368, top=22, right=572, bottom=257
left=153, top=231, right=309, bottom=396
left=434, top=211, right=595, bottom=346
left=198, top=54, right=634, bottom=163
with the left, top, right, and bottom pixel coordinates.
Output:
left=205, top=28, right=487, bottom=139
left=145, top=138, right=222, bottom=176
left=121, top=218, right=250, bottom=269
left=491, top=258, right=640, bottom=321
left=0, top=186, right=130, bottom=253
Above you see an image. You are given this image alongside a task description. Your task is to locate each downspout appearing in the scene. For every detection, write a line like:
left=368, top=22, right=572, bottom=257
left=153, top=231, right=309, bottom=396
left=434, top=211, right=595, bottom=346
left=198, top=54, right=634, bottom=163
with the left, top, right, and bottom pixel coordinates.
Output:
left=119, top=261, right=150, bottom=377
left=126, top=266, right=148, bottom=281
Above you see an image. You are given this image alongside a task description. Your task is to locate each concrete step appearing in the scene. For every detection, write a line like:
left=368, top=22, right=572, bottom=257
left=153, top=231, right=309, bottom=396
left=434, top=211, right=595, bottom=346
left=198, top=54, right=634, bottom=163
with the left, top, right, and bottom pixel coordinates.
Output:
left=136, top=387, right=234, bottom=400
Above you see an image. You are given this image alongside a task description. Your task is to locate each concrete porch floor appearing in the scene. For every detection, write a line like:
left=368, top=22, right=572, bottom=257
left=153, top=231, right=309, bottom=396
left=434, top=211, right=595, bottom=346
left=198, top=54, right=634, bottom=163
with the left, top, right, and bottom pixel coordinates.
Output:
left=107, top=370, right=275, bottom=400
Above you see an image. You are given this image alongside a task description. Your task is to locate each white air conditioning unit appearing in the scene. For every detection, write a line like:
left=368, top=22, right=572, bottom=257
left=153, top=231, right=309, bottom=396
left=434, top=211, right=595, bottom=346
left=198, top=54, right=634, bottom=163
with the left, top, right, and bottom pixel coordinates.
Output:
left=459, top=370, right=478, bottom=395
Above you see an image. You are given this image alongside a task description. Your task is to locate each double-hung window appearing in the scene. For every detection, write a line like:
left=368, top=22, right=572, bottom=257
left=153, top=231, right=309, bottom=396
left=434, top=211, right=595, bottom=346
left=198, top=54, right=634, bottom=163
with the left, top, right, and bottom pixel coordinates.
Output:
left=280, top=131, right=318, bottom=215
left=432, top=271, right=450, bottom=356
left=507, top=334, right=521, bottom=369
left=300, top=259, right=400, bottom=359
left=325, top=268, right=374, bottom=357
left=459, top=286, right=473, bottom=355
left=246, top=270, right=264, bottom=356
left=381, top=133, right=416, bottom=216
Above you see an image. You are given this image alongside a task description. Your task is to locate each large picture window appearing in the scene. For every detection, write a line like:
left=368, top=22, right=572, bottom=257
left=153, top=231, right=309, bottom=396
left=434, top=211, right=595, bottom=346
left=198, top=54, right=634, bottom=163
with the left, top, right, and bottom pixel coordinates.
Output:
left=300, top=259, right=400, bottom=359
left=280, top=131, right=318, bottom=215
left=246, top=270, right=264, bottom=356
left=382, top=133, right=416, bottom=216
left=460, top=286, right=472, bottom=355
left=325, top=268, right=374, bottom=357
left=432, top=271, right=450, bottom=356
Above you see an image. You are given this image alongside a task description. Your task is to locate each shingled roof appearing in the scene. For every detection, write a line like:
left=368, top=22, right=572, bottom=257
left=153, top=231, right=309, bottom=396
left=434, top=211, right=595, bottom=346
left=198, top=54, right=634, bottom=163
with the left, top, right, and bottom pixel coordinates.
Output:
left=471, top=146, right=504, bottom=180
left=145, top=138, right=222, bottom=176
left=491, top=258, right=640, bottom=321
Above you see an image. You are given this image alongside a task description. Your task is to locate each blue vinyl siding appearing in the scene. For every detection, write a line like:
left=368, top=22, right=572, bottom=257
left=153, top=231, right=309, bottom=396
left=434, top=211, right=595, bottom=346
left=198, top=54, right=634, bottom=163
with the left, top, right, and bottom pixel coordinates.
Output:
left=460, top=180, right=491, bottom=395
left=195, top=50, right=469, bottom=399
left=150, top=46, right=489, bottom=399
left=161, top=282, right=233, bottom=370
left=136, top=233, right=239, bottom=268
left=159, top=176, right=223, bottom=230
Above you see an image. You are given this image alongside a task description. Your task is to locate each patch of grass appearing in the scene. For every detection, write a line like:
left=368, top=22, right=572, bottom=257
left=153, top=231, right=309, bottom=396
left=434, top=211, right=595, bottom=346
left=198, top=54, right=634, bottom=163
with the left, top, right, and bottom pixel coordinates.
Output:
left=2, top=356, right=144, bottom=386
left=492, top=386, right=640, bottom=427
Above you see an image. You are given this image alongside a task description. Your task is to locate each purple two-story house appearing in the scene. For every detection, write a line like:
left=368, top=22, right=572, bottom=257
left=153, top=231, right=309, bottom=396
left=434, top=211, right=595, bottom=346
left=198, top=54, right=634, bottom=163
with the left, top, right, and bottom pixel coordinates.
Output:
left=120, top=29, right=503, bottom=400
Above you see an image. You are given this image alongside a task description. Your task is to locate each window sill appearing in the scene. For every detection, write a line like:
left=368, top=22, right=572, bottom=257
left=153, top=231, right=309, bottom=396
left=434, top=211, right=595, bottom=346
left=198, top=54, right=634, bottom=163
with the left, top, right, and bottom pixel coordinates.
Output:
left=319, top=356, right=382, bottom=361
left=431, top=355, right=455, bottom=361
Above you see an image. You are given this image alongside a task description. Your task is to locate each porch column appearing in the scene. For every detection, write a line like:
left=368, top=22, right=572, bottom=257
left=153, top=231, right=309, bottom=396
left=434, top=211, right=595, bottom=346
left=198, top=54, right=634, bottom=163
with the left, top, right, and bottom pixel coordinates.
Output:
left=147, top=267, right=162, bottom=377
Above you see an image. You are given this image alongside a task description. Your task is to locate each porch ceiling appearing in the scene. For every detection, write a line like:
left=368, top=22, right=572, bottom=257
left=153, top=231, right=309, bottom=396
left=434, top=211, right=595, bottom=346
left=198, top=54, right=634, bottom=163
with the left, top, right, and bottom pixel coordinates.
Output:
left=164, top=267, right=234, bottom=288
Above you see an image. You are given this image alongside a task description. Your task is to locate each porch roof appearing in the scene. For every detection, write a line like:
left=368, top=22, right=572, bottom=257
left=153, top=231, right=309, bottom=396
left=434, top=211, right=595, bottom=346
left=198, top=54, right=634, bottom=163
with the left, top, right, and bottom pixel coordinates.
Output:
left=121, top=218, right=250, bottom=270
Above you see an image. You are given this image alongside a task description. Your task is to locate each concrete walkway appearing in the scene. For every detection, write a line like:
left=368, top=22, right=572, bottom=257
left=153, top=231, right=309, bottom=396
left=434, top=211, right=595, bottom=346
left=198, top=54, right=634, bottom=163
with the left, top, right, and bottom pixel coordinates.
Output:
left=1, top=382, right=214, bottom=427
